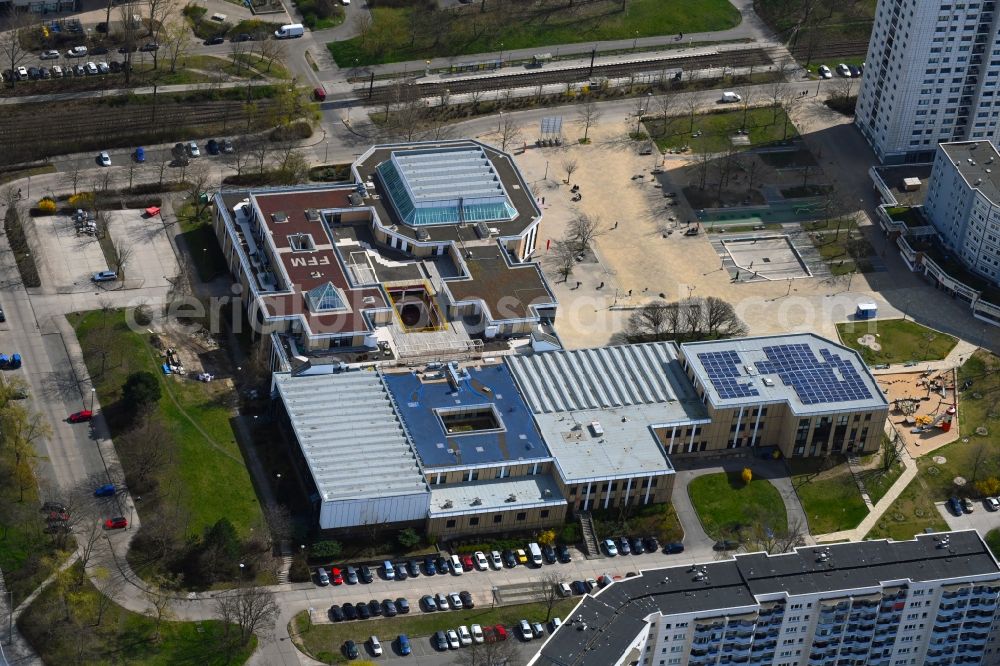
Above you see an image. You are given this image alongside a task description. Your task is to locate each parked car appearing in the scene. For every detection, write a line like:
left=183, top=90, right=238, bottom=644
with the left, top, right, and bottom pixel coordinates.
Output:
left=98, top=151, right=111, bottom=167
left=345, top=565, right=358, bottom=584
left=459, top=590, right=474, bottom=608
left=358, top=565, right=373, bottom=583
left=342, top=603, right=357, bottom=620
left=187, top=140, right=201, bottom=157
left=104, top=516, right=128, bottom=529
left=495, top=624, right=508, bottom=641
left=630, top=536, right=644, bottom=554
left=368, top=635, right=382, bottom=657
left=231, top=33, right=253, bottom=42
left=139, top=42, right=159, bottom=52
left=39, top=67, right=51, bottom=78
left=460, top=553, right=474, bottom=571
left=490, top=550, right=503, bottom=569
left=450, top=553, right=463, bottom=573
left=551, top=617, right=562, bottom=631
left=515, top=549, right=529, bottom=565
left=118, top=44, right=137, bottom=54
left=329, top=567, right=344, bottom=585
left=448, top=592, right=463, bottom=610
left=40, top=50, right=60, bottom=60
left=15, top=66, right=27, bottom=79
left=948, top=496, right=963, bottom=516
left=328, top=604, right=343, bottom=621
left=206, top=138, right=220, bottom=155
left=985, top=496, right=1000, bottom=512
left=541, top=544, right=556, bottom=564
left=92, top=46, right=110, bottom=55
left=368, top=599, right=382, bottom=617
left=92, top=270, right=117, bottom=282
left=434, top=630, right=448, bottom=651
left=446, top=629, right=460, bottom=649
left=397, top=634, right=411, bottom=655
left=316, top=568, right=329, bottom=585
left=435, top=592, right=449, bottom=610
left=66, top=45, right=88, bottom=57
left=423, top=556, right=437, bottom=576
left=519, top=619, right=533, bottom=640
left=382, top=599, right=397, bottom=617
left=355, top=602, right=371, bottom=619
left=571, top=580, right=588, bottom=595
left=221, top=138, right=234, bottom=153
left=458, top=625, right=473, bottom=646
left=203, top=35, right=225, bottom=45
left=50, top=65, right=63, bottom=77
left=664, top=542, right=685, bottom=554
left=618, top=536, right=631, bottom=555
left=602, top=539, right=618, bottom=557
left=817, top=64, right=833, bottom=79
left=483, top=625, right=497, bottom=643
left=961, top=497, right=975, bottom=514
left=72, top=64, right=86, bottom=76
left=85, top=61, right=98, bottom=75
left=557, top=544, right=572, bottom=563
left=342, top=640, right=358, bottom=659
left=585, top=578, right=598, bottom=592
left=558, top=582, right=573, bottom=597
left=436, top=555, right=450, bottom=574
left=396, top=597, right=409, bottom=614
left=70, top=410, right=94, bottom=423
left=531, top=621, right=545, bottom=638
left=474, top=551, right=489, bottom=570
left=394, top=562, right=408, bottom=581
left=714, top=539, right=740, bottom=551
left=836, top=63, right=851, bottom=77
left=471, top=624, right=484, bottom=644
left=849, top=64, right=862, bottom=77
left=421, top=594, right=437, bottom=611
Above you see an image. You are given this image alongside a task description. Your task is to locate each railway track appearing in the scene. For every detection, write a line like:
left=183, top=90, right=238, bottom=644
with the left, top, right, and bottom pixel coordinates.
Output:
left=358, top=47, right=778, bottom=104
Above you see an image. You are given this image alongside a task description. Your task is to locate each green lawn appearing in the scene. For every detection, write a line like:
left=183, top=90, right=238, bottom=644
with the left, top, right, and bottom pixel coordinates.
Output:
left=868, top=350, right=999, bottom=541
left=803, top=219, right=876, bottom=276
left=646, top=106, right=799, bottom=154
left=861, top=461, right=905, bottom=505
left=69, top=309, right=260, bottom=539
left=987, top=529, right=1000, bottom=560
left=292, top=599, right=580, bottom=664
left=687, top=471, right=787, bottom=540
left=836, top=319, right=958, bottom=365
left=19, top=562, right=255, bottom=665
left=788, top=458, right=868, bottom=534
left=590, top=502, right=684, bottom=545
left=327, top=0, right=741, bottom=67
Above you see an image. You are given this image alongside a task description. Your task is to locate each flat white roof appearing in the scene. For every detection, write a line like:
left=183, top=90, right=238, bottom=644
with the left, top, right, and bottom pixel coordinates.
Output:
left=428, top=474, right=566, bottom=517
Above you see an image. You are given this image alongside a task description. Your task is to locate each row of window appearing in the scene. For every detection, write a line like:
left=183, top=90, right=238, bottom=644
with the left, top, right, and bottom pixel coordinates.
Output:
left=442, top=509, right=551, bottom=530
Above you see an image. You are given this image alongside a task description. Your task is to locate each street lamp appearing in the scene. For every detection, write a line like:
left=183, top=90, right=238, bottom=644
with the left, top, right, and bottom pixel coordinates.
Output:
left=633, top=30, right=639, bottom=51
left=491, top=586, right=498, bottom=608
left=90, top=387, right=96, bottom=411
left=498, top=110, right=504, bottom=133
left=498, top=42, right=504, bottom=65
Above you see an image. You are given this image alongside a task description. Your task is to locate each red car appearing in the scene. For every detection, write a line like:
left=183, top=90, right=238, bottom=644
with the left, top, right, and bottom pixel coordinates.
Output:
left=104, top=516, right=128, bottom=530
left=461, top=554, right=474, bottom=571
left=494, top=624, right=508, bottom=641
left=330, top=567, right=344, bottom=585
left=482, top=626, right=497, bottom=643
left=69, top=410, right=93, bottom=423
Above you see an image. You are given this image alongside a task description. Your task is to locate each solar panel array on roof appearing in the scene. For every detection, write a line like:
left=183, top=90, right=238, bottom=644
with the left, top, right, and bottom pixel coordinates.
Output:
left=697, top=350, right=760, bottom=400
left=755, top=344, right=873, bottom=405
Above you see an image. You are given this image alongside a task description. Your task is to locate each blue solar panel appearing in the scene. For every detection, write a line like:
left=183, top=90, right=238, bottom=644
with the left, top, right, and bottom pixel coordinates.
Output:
left=697, top=351, right=760, bottom=400
left=754, top=345, right=873, bottom=405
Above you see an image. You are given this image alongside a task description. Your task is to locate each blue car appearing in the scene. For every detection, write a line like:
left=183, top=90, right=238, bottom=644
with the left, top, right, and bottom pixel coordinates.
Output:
left=398, top=634, right=411, bottom=655
left=94, top=483, right=116, bottom=497
left=134, top=146, right=145, bottom=162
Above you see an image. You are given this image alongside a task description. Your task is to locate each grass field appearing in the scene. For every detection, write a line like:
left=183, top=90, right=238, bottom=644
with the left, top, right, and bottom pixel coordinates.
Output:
left=70, top=309, right=261, bottom=539
left=987, top=529, right=1000, bottom=560
left=177, top=199, right=228, bottom=282
left=687, top=471, right=787, bottom=540
left=645, top=106, right=799, bottom=154
left=868, top=351, right=999, bottom=540
left=328, top=0, right=740, bottom=66
left=862, top=459, right=905, bottom=505
left=802, top=219, right=875, bottom=276
left=788, top=458, right=868, bottom=534
left=836, top=319, right=958, bottom=365
left=292, top=598, right=580, bottom=664
left=19, top=562, right=255, bottom=665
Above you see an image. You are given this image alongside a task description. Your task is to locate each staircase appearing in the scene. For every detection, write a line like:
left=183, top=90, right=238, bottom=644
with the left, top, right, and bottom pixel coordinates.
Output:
left=578, top=511, right=600, bottom=559
left=276, top=554, right=293, bottom=584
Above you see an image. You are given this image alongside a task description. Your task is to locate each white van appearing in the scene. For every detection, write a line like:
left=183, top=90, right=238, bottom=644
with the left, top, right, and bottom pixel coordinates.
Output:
left=528, top=542, right=543, bottom=566
left=720, top=91, right=741, bottom=103
left=274, top=23, right=304, bottom=39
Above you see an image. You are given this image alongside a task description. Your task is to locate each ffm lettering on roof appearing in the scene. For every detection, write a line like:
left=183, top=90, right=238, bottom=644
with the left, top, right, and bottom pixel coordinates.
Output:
left=289, top=256, right=332, bottom=267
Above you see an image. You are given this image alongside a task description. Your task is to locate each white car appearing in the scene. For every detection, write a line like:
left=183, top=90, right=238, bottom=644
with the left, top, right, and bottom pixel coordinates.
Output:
left=473, top=551, right=489, bottom=571
left=369, top=636, right=382, bottom=656
left=446, top=629, right=460, bottom=649
left=187, top=141, right=201, bottom=157
left=458, top=625, right=473, bottom=647
left=985, top=496, right=1000, bottom=511
left=551, top=617, right=562, bottom=631
left=836, top=63, right=852, bottom=77
left=98, top=151, right=111, bottom=167
left=341, top=0, right=350, bottom=4
left=558, top=582, right=573, bottom=597
left=489, top=550, right=503, bottom=569
left=471, top=624, right=484, bottom=644
left=40, top=49, right=60, bottom=60
left=316, top=567, right=329, bottom=585
left=85, top=61, right=98, bottom=75
left=602, top=538, right=618, bottom=556
left=51, top=65, right=63, bottom=77
left=15, top=66, right=27, bottom=79
left=519, top=619, right=533, bottom=641
left=818, top=64, right=833, bottom=79
left=720, top=91, right=741, bottom=103
left=66, top=45, right=88, bottom=57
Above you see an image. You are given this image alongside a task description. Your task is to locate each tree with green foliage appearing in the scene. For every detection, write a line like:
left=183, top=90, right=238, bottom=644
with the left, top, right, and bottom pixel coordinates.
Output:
left=397, top=527, right=421, bottom=549
left=309, top=540, right=342, bottom=559
left=122, top=371, right=161, bottom=414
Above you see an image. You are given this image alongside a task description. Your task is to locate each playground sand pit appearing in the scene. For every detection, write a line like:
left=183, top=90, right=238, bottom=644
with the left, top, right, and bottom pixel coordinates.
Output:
left=878, top=368, right=961, bottom=457
left=857, top=334, right=881, bottom=351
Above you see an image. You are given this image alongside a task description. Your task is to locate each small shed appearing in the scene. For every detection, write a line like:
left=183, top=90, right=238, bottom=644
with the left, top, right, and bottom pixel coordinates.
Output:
left=902, top=177, right=922, bottom=191
left=855, top=302, right=878, bottom=320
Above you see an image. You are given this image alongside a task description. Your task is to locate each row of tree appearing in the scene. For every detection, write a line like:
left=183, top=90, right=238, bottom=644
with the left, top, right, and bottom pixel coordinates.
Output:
left=624, top=297, right=749, bottom=343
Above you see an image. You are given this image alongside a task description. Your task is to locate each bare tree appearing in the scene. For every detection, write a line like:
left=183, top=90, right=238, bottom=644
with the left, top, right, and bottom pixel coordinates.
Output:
left=0, top=10, right=34, bottom=91
left=575, top=101, right=602, bottom=142
left=702, top=296, right=749, bottom=338
left=737, top=85, right=756, bottom=130
left=161, top=18, right=191, bottom=74
left=229, top=38, right=251, bottom=75
left=547, top=239, right=578, bottom=283
left=256, top=38, right=287, bottom=75
left=215, top=584, right=279, bottom=648
left=539, top=571, right=563, bottom=621
left=567, top=213, right=606, bottom=253
left=452, top=636, right=520, bottom=666
left=561, top=158, right=578, bottom=184
left=497, top=113, right=522, bottom=152
left=91, top=566, right=125, bottom=626
left=683, top=91, right=700, bottom=134
left=625, top=300, right=672, bottom=342
left=117, top=1, right=141, bottom=84
left=766, top=79, right=790, bottom=123
left=109, top=238, right=136, bottom=281
left=144, top=581, right=175, bottom=641
left=652, top=92, right=675, bottom=137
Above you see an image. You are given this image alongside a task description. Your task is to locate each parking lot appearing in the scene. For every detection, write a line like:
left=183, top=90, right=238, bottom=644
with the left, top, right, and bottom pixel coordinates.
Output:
left=936, top=500, right=1000, bottom=536
left=105, top=210, right=177, bottom=290
left=29, top=214, right=110, bottom=290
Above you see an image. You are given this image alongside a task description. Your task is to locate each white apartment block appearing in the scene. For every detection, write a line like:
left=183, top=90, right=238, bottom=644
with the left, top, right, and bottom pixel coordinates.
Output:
left=531, top=531, right=1000, bottom=666
left=855, top=0, right=1000, bottom=165
left=925, top=141, right=1000, bottom=285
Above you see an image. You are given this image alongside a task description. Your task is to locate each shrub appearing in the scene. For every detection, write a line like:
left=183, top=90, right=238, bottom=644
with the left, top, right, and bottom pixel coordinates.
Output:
left=68, top=192, right=94, bottom=207
left=122, top=371, right=162, bottom=413
left=742, top=467, right=753, bottom=484
left=309, top=540, right=342, bottom=560
left=269, top=120, right=313, bottom=142
left=397, top=528, right=421, bottom=549
left=976, top=477, right=1000, bottom=497
left=559, top=522, right=581, bottom=545
left=537, top=529, right=556, bottom=546
left=288, top=551, right=311, bottom=582
left=37, top=198, right=57, bottom=213
left=182, top=3, right=206, bottom=20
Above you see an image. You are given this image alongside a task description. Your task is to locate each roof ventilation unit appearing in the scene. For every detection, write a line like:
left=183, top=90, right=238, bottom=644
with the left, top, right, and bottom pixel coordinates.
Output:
left=506, top=493, right=517, bottom=502
left=442, top=499, right=453, bottom=509
left=416, top=228, right=430, bottom=241
left=272, top=211, right=288, bottom=223
left=471, top=497, right=482, bottom=506
left=305, top=208, right=320, bottom=222
left=474, top=222, right=491, bottom=239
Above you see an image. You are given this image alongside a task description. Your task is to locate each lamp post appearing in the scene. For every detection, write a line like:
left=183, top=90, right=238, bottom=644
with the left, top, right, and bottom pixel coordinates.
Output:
left=90, top=387, right=96, bottom=411
left=633, top=30, right=639, bottom=51
left=498, top=110, right=503, bottom=133
left=498, top=42, right=504, bottom=66
left=491, top=586, right=498, bottom=608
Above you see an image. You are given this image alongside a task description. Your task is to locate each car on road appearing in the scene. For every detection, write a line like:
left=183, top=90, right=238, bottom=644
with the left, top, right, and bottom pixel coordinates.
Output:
left=434, top=630, right=448, bottom=651
left=459, top=590, right=474, bottom=608
left=98, top=151, right=111, bottom=167
left=818, top=64, right=833, bottom=79
left=67, top=45, right=88, bottom=57
left=836, top=63, right=851, bottom=77
left=557, top=544, right=572, bottom=563
left=985, top=497, right=1000, bottom=511
left=602, top=539, right=618, bottom=556
left=316, top=568, right=329, bottom=585
left=231, top=32, right=252, bottom=42
left=519, top=619, right=533, bottom=640
left=94, top=483, right=116, bottom=498
left=397, top=634, right=411, bottom=655
left=446, top=629, right=460, bottom=649
left=187, top=141, right=201, bottom=157
left=41, top=49, right=60, bottom=60
left=139, top=42, right=159, bottom=52
left=70, top=410, right=94, bottom=423
left=328, top=604, right=343, bottom=621
left=330, top=567, right=344, bottom=585
left=474, top=551, right=489, bottom=570
left=342, top=639, right=358, bottom=659
left=961, top=497, right=975, bottom=514
left=133, top=146, right=145, bottom=162
left=471, top=624, right=484, bottom=644
left=490, top=550, right=503, bottom=569
left=421, top=594, right=437, bottom=611
left=458, top=625, right=473, bottom=646
left=118, top=45, right=137, bottom=54
left=104, top=516, right=128, bottom=529
left=358, top=565, right=373, bottom=583
left=91, top=46, right=110, bottom=55
left=720, top=91, right=741, bottom=103
left=368, top=635, right=382, bottom=656
left=206, top=139, right=220, bottom=155
left=92, top=270, right=118, bottom=282
left=204, top=36, right=225, bottom=45
left=664, top=542, right=685, bottom=554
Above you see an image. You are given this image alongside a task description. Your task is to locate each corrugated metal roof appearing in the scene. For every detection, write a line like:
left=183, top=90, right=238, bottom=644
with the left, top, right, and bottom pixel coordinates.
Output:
left=274, top=372, right=428, bottom=502
left=506, top=343, right=683, bottom=414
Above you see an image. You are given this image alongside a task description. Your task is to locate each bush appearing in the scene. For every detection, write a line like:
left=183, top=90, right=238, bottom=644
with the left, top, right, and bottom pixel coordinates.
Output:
left=559, top=522, right=581, bottom=545
left=36, top=198, right=56, bottom=213
left=288, top=551, right=311, bottom=582
left=397, top=528, right=421, bottom=550
left=182, top=3, right=206, bottom=20
left=4, top=208, right=40, bottom=288
left=537, top=529, right=556, bottom=546
left=742, top=467, right=753, bottom=484
left=122, top=371, right=162, bottom=413
left=131, top=304, right=153, bottom=326
left=976, top=477, right=1000, bottom=497
left=309, top=540, right=342, bottom=560
left=68, top=192, right=94, bottom=207
left=269, top=120, right=313, bottom=142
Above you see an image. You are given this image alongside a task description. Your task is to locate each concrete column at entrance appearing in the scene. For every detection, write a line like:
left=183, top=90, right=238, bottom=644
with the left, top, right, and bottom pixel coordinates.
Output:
left=603, top=481, right=612, bottom=509
left=643, top=475, right=653, bottom=504
left=751, top=408, right=763, bottom=447
left=583, top=481, right=592, bottom=511
left=734, top=407, right=744, bottom=446
left=623, top=477, right=633, bottom=507
left=688, top=428, right=696, bottom=453
left=668, top=427, right=677, bottom=455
